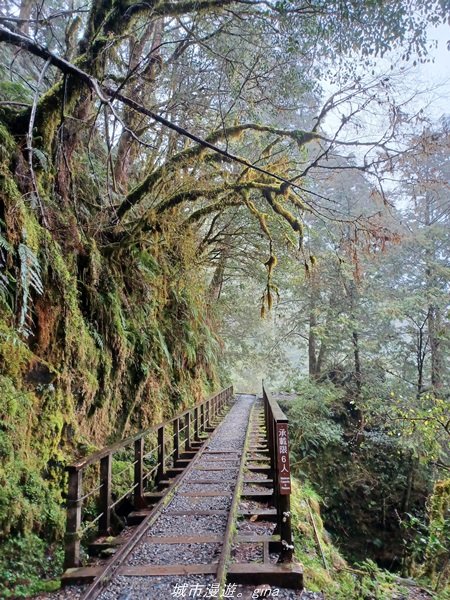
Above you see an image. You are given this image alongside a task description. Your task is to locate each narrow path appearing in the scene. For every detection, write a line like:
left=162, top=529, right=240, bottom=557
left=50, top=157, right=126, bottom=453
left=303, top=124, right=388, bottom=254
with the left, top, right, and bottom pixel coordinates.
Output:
left=92, top=394, right=255, bottom=599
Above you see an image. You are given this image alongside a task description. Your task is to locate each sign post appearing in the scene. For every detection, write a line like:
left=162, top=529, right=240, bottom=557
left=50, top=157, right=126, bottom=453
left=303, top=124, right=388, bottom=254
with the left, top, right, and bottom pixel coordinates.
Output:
left=276, top=422, right=293, bottom=561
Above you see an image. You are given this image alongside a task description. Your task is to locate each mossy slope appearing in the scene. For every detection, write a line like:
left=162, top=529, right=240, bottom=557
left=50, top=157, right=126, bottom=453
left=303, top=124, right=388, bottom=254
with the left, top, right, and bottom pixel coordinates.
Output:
left=291, top=479, right=449, bottom=599
left=0, top=118, right=221, bottom=596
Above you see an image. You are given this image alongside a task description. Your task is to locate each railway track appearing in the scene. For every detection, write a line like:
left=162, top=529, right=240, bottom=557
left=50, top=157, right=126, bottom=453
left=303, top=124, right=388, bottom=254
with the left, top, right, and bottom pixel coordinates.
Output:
left=62, top=392, right=302, bottom=599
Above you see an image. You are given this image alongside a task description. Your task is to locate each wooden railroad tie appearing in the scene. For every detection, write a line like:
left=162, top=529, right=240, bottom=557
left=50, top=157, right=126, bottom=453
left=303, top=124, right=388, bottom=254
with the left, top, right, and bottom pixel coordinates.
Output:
left=62, top=389, right=302, bottom=593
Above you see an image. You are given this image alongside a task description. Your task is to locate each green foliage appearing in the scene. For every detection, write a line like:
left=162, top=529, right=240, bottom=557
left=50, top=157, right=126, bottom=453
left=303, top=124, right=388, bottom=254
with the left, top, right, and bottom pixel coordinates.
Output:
left=282, top=374, right=437, bottom=575
left=425, top=480, right=450, bottom=583
left=388, top=392, right=450, bottom=467
left=333, top=560, right=406, bottom=600
left=274, top=0, right=448, bottom=63
left=290, top=478, right=409, bottom=599
left=0, top=376, right=65, bottom=539
left=18, top=240, right=44, bottom=337
left=0, top=221, right=15, bottom=309
left=0, top=131, right=221, bottom=597
left=284, top=379, right=344, bottom=463
left=0, top=80, right=32, bottom=104
left=0, top=320, right=32, bottom=382
left=0, top=228, right=12, bottom=253
left=0, top=534, right=63, bottom=598
left=404, top=480, right=450, bottom=592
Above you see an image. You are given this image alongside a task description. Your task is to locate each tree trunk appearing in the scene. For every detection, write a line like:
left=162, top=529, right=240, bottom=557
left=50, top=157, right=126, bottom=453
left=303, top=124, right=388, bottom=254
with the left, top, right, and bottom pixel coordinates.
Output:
left=114, top=21, right=163, bottom=191
left=209, top=251, right=227, bottom=301
left=401, top=454, right=416, bottom=513
left=429, top=304, right=442, bottom=390
left=18, top=0, right=33, bottom=35
left=308, top=272, right=324, bottom=380
left=352, top=330, right=362, bottom=395
left=416, top=325, right=425, bottom=396
left=424, top=190, right=443, bottom=393
left=309, top=309, right=318, bottom=378
left=316, top=335, right=327, bottom=376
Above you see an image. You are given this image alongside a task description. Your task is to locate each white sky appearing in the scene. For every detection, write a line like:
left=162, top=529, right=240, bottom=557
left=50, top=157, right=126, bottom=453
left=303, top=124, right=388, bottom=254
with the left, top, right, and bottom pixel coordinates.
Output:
left=320, top=22, right=450, bottom=139
left=412, top=23, right=450, bottom=119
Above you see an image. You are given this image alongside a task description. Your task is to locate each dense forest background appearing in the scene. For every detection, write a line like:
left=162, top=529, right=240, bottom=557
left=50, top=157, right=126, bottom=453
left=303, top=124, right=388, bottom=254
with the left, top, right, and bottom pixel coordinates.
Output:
left=0, top=0, right=449, bottom=597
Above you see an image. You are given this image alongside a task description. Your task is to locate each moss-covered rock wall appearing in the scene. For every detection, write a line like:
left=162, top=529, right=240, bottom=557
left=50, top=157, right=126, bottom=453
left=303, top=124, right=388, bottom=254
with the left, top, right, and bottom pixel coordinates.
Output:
left=0, top=115, right=221, bottom=596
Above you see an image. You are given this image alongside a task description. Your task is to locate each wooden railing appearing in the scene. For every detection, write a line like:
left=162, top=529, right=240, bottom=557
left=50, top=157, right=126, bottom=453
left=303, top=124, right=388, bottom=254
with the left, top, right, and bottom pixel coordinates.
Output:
left=262, top=384, right=294, bottom=561
left=64, top=386, right=233, bottom=568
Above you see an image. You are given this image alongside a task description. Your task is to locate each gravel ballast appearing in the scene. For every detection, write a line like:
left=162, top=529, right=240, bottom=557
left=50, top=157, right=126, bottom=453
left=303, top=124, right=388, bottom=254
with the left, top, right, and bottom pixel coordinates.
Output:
left=39, top=395, right=321, bottom=600
left=95, top=394, right=254, bottom=600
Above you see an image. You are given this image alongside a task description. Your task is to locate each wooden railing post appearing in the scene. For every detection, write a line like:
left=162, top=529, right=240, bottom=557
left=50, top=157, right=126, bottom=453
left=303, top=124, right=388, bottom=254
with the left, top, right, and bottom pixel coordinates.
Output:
left=157, top=426, right=165, bottom=482
left=194, top=406, right=199, bottom=441
left=263, top=383, right=294, bottom=563
left=63, top=386, right=231, bottom=566
left=264, top=390, right=268, bottom=433
left=200, top=403, right=205, bottom=433
left=99, top=453, right=112, bottom=535
left=134, top=437, right=146, bottom=508
left=185, top=412, right=191, bottom=450
left=206, top=399, right=211, bottom=428
left=267, top=400, right=275, bottom=474
left=279, top=494, right=293, bottom=562
left=64, top=468, right=82, bottom=568
left=173, top=418, right=180, bottom=464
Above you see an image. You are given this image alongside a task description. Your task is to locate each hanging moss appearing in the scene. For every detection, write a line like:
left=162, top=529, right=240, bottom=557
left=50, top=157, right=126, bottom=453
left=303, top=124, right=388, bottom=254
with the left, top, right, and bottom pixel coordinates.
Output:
left=0, top=78, right=222, bottom=594
left=422, top=479, right=450, bottom=585
left=263, top=189, right=304, bottom=235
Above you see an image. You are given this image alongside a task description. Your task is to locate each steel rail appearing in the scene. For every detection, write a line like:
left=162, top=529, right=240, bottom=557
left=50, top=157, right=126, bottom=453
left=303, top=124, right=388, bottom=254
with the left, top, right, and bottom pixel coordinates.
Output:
left=79, top=399, right=234, bottom=600
left=216, top=400, right=255, bottom=591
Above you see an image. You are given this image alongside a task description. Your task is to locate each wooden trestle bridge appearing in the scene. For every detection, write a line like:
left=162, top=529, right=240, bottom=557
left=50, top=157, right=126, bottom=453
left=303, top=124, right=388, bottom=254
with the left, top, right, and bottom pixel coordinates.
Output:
left=62, top=387, right=303, bottom=597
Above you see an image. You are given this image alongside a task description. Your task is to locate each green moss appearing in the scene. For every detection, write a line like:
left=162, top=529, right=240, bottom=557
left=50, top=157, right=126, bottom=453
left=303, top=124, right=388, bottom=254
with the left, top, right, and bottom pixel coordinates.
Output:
left=291, top=478, right=409, bottom=599
left=0, top=376, right=65, bottom=540
left=0, top=122, right=15, bottom=156
left=21, top=208, right=44, bottom=253
left=0, top=534, right=63, bottom=598
left=0, top=321, right=33, bottom=381
left=0, top=120, right=221, bottom=596
left=32, top=77, right=80, bottom=152
left=422, top=479, right=450, bottom=587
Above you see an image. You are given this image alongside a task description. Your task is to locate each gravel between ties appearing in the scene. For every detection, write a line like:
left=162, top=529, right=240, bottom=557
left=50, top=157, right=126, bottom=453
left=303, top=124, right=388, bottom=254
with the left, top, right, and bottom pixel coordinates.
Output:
left=39, top=396, right=325, bottom=600
left=165, top=494, right=232, bottom=512
left=127, top=542, right=221, bottom=566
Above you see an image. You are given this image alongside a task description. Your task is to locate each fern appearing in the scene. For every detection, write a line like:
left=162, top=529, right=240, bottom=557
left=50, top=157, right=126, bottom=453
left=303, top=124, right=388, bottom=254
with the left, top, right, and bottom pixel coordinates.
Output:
left=31, top=148, right=49, bottom=172
left=0, top=231, right=13, bottom=254
left=0, top=227, right=15, bottom=309
left=87, top=322, right=104, bottom=349
left=155, top=326, right=172, bottom=367
left=18, top=242, right=44, bottom=337
left=0, top=272, right=12, bottom=309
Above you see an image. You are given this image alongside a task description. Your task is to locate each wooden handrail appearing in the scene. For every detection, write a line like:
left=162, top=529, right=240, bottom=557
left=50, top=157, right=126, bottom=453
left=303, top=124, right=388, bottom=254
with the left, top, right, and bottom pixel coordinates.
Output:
left=68, top=388, right=232, bottom=471
left=64, top=385, right=233, bottom=569
left=263, top=385, right=289, bottom=423
left=262, top=383, right=293, bottom=562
